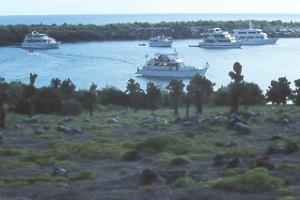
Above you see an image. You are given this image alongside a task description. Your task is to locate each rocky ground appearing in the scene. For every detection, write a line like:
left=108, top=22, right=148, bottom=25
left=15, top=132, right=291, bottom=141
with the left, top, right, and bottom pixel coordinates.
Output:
left=0, top=105, right=300, bottom=200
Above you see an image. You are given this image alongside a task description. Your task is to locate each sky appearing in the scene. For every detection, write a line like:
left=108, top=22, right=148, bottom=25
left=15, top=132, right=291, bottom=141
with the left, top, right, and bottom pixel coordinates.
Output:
left=1, top=0, right=300, bottom=15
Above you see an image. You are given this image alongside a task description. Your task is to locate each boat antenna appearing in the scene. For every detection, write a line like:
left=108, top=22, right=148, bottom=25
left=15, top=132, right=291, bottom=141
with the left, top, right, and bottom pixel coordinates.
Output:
left=249, top=20, right=252, bottom=29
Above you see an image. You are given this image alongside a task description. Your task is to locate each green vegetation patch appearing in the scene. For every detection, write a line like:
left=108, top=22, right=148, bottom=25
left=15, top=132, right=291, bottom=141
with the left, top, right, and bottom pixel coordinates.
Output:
left=172, top=177, right=197, bottom=188
left=0, top=160, right=38, bottom=169
left=24, top=139, right=125, bottom=165
left=203, top=168, right=284, bottom=192
left=0, top=171, right=96, bottom=187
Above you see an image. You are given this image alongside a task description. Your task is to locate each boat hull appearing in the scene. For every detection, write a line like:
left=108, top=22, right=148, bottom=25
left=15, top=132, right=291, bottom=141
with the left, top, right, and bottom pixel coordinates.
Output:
left=239, top=38, right=278, bottom=45
left=149, top=41, right=173, bottom=47
left=21, top=42, right=61, bottom=49
left=198, top=42, right=241, bottom=49
left=136, top=68, right=207, bottom=78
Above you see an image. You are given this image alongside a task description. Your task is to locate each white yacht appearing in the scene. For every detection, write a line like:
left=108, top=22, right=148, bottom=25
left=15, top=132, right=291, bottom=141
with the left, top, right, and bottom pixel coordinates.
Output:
left=136, top=51, right=208, bottom=78
left=233, top=21, right=278, bottom=45
left=149, top=35, right=173, bottom=47
left=197, top=28, right=241, bottom=49
left=21, top=31, right=61, bottom=49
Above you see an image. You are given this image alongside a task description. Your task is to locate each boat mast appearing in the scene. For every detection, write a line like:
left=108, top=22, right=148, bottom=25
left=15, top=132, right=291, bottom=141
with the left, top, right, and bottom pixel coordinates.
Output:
left=249, top=20, right=252, bottom=29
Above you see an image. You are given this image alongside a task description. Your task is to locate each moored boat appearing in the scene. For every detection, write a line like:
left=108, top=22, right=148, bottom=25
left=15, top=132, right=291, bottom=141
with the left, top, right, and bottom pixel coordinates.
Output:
left=21, top=31, right=61, bottom=49
left=233, top=21, right=278, bottom=45
left=136, top=51, right=208, bottom=78
left=194, top=28, right=241, bottom=49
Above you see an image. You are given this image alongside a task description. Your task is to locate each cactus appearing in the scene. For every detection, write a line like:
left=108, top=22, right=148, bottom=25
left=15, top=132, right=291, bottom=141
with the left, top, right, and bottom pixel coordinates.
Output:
left=50, top=78, right=61, bottom=90
left=25, top=73, right=38, bottom=117
left=189, top=74, right=214, bottom=114
left=185, top=84, right=192, bottom=119
left=146, top=82, right=161, bottom=112
left=167, top=79, right=184, bottom=116
left=0, top=77, right=7, bottom=129
left=229, top=62, right=244, bottom=113
left=125, top=78, right=144, bottom=112
left=88, top=82, right=97, bottom=116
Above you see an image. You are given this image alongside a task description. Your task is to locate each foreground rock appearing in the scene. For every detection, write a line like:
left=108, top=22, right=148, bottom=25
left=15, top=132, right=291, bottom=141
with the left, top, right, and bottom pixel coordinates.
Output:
left=52, top=167, right=67, bottom=177
left=141, top=169, right=157, bottom=185
left=21, top=117, right=37, bottom=124
left=122, top=150, right=140, bottom=161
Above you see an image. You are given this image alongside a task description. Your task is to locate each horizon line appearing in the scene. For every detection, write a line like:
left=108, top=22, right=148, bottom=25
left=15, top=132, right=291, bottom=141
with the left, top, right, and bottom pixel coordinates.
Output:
left=1, top=12, right=300, bottom=17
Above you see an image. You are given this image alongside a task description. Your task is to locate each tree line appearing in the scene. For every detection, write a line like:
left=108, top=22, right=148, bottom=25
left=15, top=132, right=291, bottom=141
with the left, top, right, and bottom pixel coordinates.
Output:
left=0, top=62, right=298, bottom=129
left=0, top=20, right=299, bottom=45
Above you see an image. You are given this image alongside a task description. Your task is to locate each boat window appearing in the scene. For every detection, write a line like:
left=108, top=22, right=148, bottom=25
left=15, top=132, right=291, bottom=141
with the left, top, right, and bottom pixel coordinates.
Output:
left=247, top=36, right=254, bottom=39
left=248, top=31, right=257, bottom=34
left=240, top=36, right=245, bottom=39
left=238, top=32, right=247, bottom=34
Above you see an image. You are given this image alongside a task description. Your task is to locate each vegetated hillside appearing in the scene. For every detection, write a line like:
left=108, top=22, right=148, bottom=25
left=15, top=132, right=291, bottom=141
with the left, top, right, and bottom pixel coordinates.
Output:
left=1, top=20, right=300, bottom=45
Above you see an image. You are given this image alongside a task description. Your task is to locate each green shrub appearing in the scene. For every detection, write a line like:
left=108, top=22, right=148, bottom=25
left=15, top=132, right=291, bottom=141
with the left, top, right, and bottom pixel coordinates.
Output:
left=203, top=168, right=284, bottom=192
left=61, top=99, right=82, bottom=116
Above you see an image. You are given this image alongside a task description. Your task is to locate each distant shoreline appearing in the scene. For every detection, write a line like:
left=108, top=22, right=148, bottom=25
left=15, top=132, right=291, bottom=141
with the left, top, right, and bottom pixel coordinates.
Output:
left=1, top=20, right=300, bottom=46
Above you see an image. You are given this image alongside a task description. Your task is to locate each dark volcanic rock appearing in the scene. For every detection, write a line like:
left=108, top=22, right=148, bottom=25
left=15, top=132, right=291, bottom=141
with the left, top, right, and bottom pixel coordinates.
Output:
left=107, top=117, right=119, bottom=124
left=57, top=125, right=72, bottom=133
left=21, top=117, right=37, bottom=124
left=52, top=167, right=67, bottom=177
left=71, top=127, right=83, bottom=134
left=141, top=168, right=157, bottom=185
left=214, top=155, right=226, bottom=166
left=253, top=156, right=275, bottom=170
left=122, top=150, right=140, bottom=161
left=234, top=122, right=250, bottom=135
left=270, top=135, right=284, bottom=141
left=158, top=170, right=186, bottom=184
left=169, top=157, right=190, bottom=166
left=226, top=156, right=240, bottom=168
left=0, top=131, right=3, bottom=141
left=34, top=128, right=46, bottom=135
left=280, top=118, right=289, bottom=126
left=182, top=121, right=195, bottom=127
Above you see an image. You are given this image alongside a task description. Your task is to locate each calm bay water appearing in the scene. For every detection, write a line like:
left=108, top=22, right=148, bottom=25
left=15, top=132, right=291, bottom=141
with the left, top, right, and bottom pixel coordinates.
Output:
left=0, top=38, right=299, bottom=91
left=0, top=14, right=300, bottom=25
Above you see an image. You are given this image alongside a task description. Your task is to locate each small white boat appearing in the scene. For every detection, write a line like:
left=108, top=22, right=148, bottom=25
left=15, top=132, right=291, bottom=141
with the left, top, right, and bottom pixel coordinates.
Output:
left=149, top=35, right=173, bottom=47
left=21, top=31, right=61, bottom=49
left=136, top=51, right=208, bottom=78
left=233, top=21, right=278, bottom=45
left=196, top=28, right=241, bottom=49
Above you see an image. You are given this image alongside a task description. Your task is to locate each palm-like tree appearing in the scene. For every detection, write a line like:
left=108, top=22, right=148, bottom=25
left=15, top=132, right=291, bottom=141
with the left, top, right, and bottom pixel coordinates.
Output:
left=25, top=73, right=38, bottom=117
left=50, top=78, right=61, bottom=90
left=0, top=77, right=7, bottom=129
left=146, top=82, right=161, bottom=112
left=125, top=78, right=144, bottom=111
left=229, top=62, right=244, bottom=113
left=185, top=84, right=193, bottom=119
left=88, top=82, right=97, bottom=116
left=189, top=74, right=214, bottom=114
left=167, top=79, right=184, bottom=115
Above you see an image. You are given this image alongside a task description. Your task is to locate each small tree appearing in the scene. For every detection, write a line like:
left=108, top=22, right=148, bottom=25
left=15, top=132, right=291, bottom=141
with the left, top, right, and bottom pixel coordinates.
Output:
left=24, top=73, right=38, bottom=117
left=266, top=77, right=292, bottom=105
left=50, top=78, right=61, bottom=90
left=125, top=78, right=144, bottom=111
left=0, top=77, right=7, bottom=129
left=60, top=78, right=76, bottom=99
left=241, top=82, right=265, bottom=108
left=88, top=82, right=97, bottom=116
left=146, top=82, right=161, bottom=112
left=229, top=62, right=244, bottom=113
left=185, top=84, right=193, bottom=119
left=293, top=79, right=300, bottom=106
left=189, top=74, right=214, bottom=114
left=167, top=79, right=184, bottom=115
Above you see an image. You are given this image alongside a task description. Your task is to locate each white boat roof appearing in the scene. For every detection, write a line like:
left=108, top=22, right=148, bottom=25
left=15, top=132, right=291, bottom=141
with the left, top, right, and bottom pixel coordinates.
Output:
left=155, top=52, right=177, bottom=56
left=233, top=28, right=263, bottom=32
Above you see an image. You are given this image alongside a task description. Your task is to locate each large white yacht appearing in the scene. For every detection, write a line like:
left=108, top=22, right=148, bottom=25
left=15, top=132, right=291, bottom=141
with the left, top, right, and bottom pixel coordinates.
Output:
left=21, top=31, right=61, bottom=49
left=196, top=28, right=241, bottom=49
left=136, top=51, right=208, bottom=78
left=149, top=35, right=173, bottom=47
left=233, top=21, right=278, bottom=45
